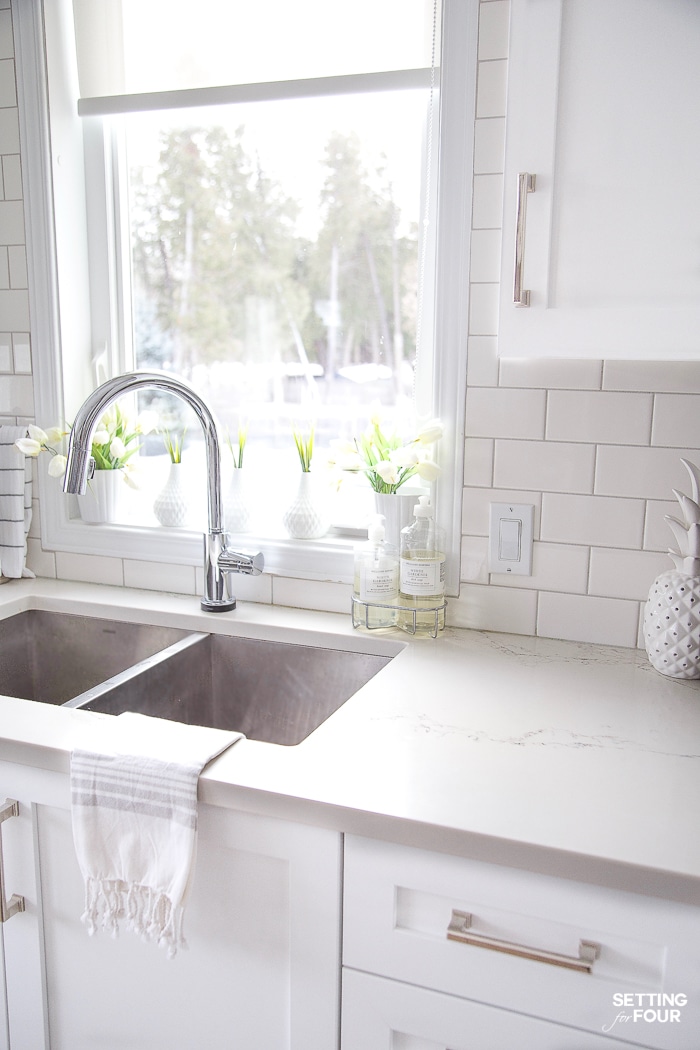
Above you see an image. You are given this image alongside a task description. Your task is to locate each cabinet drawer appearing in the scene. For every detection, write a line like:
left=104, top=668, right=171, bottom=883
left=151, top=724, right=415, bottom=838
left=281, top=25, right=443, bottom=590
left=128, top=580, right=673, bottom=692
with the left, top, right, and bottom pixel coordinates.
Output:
left=342, top=969, right=640, bottom=1050
left=343, top=836, right=700, bottom=1050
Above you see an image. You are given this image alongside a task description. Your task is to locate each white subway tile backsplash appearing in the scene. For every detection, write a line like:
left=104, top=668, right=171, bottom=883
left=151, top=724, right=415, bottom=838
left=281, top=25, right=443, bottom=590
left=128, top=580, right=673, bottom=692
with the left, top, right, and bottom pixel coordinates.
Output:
left=643, top=500, right=678, bottom=552
left=537, top=592, right=640, bottom=648
left=0, top=245, right=7, bottom=287
left=0, top=58, right=15, bottom=108
left=12, top=334, right=30, bottom=372
left=0, top=10, right=12, bottom=60
left=0, top=200, right=24, bottom=243
left=498, top=356, right=603, bottom=390
left=546, top=391, right=652, bottom=445
left=466, top=335, right=499, bottom=386
left=0, top=373, right=32, bottom=415
left=603, top=360, right=700, bottom=393
left=462, top=485, right=542, bottom=536
left=26, top=538, right=56, bottom=579
left=123, top=559, right=195, bottom=594
left=463, top=437, right=494, bottom=487
left=478, top=0, right=510, bottom=60
left=56, top=551, right=124, bottom=588
left=272, top=576, right=351, bottom=615
left=459, top=534, right=489, bottom=583
left=493, top=438, right=595, bottom=493
left=8, top=245, right=25, bottom=287
left=588, top=547, right=669, bottom=602
left=469, top=228, right=501, bottom=282
left=475, top=59, right=508, bottom=118
left=472, top=173, right=504, bottom=228
left=541, top=493, right=645, bottom=548
left=0, top=331, right=10, bottom=370
left=493, top=541, right=589, bottom=594
left=1, top=155, right=21, bottom=200
left=595, top=445, right=697, bottom=500
left=468, top=282, right=499, bottom=336
left=0, top=289, right=28, bottom=329
left=651, top=393, right=700, bottom=448
left=449, top=581, right=537, bottom=634
left=473, top=117, right=505, bottom=174
left=0, top=109, right=20, bottom=154
left=466, top=387, right=546, bottom=439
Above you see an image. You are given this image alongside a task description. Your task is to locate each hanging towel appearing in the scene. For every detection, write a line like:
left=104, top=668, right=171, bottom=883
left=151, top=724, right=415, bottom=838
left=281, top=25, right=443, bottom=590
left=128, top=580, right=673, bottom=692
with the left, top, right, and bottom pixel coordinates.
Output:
left=71, top=711, right=243, bottom=958
left=0, top=426, right=34, bottom=580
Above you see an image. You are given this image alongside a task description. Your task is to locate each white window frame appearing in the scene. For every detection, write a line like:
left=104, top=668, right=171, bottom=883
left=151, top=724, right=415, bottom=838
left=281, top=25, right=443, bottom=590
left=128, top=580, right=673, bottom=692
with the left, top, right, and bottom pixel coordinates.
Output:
left=14, top=0, right=476, bottom=594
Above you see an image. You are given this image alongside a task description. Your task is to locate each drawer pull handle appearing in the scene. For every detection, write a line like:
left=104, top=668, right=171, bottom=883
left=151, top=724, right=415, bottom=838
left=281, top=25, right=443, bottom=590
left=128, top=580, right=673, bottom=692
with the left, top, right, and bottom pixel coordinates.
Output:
left=513, top=171, right=536, bottom=307
left=0, top=799, right=25, bottom=923
left=447, top=910, right=600, bottom=974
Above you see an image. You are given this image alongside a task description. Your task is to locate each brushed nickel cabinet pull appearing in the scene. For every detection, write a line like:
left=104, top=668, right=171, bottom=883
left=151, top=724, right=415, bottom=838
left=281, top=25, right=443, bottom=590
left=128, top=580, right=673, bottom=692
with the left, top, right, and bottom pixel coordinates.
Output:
left=0, top=799, right=25, bottom=922
left=447, top=909, right=600, bottom=974
left=513, top=172, right=536, bottom=307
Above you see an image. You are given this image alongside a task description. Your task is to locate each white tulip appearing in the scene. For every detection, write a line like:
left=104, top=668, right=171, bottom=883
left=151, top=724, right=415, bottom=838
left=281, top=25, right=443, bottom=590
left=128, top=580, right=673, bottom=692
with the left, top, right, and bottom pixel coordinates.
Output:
left=415, top=458, right=441, bottom=481
left=390, top=445, right=419, bottom=467
left=374, top=460, right=400, bottom=485
left=28, top=424, right=48, bottom=444
left=109, top=436, right=126, bottom=460
left=92, top=428, right=110, bottom=446
left=416, top=419, right=443, bottom=445
left=47, top=454, right=67, bottom=477
left=15, top=437, right=42, bottom=457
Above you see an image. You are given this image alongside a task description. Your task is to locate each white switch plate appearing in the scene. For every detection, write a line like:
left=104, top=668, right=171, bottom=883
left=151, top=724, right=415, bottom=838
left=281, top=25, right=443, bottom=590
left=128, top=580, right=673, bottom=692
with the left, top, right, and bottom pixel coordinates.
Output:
left=488, top=502, right=534, bottom=575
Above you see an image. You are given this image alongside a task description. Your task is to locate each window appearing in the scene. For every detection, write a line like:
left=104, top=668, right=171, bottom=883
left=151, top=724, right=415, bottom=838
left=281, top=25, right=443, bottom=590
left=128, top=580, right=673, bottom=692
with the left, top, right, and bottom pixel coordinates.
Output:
left=16, top=0, right=476, bottom=592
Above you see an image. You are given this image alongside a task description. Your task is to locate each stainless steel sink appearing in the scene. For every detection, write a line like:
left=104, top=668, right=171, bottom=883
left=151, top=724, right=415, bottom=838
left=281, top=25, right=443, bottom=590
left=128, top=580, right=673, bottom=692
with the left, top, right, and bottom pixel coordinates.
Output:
left=69, top=632, right=393, bottom=745
left=0, top=611, right=189, bottom=704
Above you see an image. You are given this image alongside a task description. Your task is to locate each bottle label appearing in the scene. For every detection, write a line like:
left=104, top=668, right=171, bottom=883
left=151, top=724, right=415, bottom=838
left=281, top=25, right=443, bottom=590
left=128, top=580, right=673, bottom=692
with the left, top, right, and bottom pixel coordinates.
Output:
left=400, top=556, right=445, bottom=596
left=360, top=565, right=399, bottom=602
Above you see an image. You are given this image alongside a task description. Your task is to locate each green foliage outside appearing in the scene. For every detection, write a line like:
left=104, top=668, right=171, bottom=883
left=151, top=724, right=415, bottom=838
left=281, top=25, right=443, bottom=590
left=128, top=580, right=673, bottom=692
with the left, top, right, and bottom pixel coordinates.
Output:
left=130, top=124, right=419, bottom=400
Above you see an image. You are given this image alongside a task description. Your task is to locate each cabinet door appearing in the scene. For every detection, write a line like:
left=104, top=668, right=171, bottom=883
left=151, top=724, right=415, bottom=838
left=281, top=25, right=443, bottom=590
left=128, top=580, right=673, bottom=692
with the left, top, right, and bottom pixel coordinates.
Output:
left=0, top=760, right=340, bottom=1050
left=342, top=970, right=639, bottom=1050
left=0, top=771, right=51, bottom=1050
left=498, top=0, right=700, bottom=359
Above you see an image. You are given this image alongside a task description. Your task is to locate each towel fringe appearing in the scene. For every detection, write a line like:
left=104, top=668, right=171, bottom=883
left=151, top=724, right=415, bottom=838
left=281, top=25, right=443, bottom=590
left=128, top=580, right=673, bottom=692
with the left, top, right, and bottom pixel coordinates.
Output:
left=82, top=876, right=187, bottom=958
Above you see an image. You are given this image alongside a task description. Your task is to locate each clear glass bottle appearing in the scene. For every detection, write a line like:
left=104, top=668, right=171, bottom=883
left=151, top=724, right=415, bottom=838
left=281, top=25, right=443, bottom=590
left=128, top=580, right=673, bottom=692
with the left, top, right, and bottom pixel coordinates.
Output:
left=399, top=496, right=446, bottom=634
left=353, top=515, right=399, bottom=628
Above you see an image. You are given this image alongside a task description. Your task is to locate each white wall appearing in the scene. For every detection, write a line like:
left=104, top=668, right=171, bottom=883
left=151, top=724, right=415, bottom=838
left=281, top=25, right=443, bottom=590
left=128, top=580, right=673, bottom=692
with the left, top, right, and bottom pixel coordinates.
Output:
left=2, top=0, right=699, bottom=647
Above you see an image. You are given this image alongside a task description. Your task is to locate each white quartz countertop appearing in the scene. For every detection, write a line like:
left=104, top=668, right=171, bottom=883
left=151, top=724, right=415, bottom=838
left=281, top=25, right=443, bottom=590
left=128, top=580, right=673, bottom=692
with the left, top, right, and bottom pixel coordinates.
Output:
left=1, top=579, right=699, bottom=902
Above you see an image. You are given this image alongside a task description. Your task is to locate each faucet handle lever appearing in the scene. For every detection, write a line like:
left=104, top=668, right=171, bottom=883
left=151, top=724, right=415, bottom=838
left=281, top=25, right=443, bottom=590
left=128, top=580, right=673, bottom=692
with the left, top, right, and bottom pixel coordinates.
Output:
left=218, top=547, right=264, bottom=576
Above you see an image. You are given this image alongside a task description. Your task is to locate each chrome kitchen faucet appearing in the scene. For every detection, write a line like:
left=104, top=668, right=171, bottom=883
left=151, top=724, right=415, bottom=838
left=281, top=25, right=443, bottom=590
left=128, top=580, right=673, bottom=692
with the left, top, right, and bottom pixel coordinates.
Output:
left=63, top=370, right=263, bottom=612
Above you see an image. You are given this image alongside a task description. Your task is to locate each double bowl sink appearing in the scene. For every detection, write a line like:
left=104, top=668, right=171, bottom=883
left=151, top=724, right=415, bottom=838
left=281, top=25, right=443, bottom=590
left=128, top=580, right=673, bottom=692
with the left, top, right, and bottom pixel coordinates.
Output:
left=0, top=610, right=396, bottom=745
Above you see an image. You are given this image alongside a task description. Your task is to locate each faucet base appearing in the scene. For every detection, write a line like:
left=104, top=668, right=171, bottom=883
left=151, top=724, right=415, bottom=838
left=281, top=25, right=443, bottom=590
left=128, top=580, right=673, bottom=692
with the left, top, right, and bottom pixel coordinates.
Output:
left=200, top=597, right=237, bottom=613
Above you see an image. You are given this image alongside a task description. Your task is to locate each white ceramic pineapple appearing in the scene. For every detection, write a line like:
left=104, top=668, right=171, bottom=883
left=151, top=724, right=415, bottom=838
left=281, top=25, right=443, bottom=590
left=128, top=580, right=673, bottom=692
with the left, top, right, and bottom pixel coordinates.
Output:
left=643, top=458, right=700, bottom=679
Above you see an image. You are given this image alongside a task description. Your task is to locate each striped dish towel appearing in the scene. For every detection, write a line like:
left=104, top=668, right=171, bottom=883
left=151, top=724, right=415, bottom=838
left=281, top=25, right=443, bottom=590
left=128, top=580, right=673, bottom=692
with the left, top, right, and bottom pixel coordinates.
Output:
left=0, top=426, right=34, bottom=579
left=71, top=712, right=243, bottom=958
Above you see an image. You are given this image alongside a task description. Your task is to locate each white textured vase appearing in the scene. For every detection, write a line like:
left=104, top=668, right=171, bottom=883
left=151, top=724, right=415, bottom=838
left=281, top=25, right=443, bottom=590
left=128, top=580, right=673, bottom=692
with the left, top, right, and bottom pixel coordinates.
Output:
left=224, top=469, right=251, bottom=533
left=282, top=472, right=330, bottom=540
left=153, top=462, right=189, bottom=528
left=77, top=469, right=128, bottom=524
left=374, top=491, right=420, bottom=548
left=643, top=570, right=700, bottom=679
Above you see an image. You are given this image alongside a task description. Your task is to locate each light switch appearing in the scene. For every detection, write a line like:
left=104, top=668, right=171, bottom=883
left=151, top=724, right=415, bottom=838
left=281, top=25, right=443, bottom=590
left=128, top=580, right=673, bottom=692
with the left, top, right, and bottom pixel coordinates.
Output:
left=499, top=517, right=521, bottom=561
left=488, top=503, right=534, bottom=575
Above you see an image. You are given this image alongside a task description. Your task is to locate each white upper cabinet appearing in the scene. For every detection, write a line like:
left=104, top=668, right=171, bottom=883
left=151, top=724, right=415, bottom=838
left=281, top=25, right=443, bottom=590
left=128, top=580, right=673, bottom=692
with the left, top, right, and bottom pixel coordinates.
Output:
left=498, top=0, right=700, bottom=359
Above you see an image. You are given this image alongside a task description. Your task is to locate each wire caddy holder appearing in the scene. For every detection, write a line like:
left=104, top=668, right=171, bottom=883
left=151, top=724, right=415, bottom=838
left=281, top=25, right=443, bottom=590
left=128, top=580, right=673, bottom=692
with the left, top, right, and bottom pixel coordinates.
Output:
left=351, top=596, right=447, bottom=639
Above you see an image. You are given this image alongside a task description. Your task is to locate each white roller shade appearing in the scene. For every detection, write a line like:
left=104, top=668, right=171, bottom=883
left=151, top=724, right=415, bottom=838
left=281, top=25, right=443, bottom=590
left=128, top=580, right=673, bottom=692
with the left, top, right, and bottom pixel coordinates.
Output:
left=72, top=0, right=436, bottom=114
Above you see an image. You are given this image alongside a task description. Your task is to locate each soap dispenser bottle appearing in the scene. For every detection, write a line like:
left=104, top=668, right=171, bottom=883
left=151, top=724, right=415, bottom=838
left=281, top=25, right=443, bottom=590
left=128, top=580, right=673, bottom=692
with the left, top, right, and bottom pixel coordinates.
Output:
left=399, top=495, right=446, bottom=634
left=353, top=514, right=399, bottom=628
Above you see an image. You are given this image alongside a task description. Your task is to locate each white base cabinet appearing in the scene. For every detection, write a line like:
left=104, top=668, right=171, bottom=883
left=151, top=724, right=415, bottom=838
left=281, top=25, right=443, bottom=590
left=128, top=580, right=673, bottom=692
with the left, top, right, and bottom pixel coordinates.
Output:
left=0, top=761, right=341, bottom=1050
left=342, top=836, right=700, bottom=1050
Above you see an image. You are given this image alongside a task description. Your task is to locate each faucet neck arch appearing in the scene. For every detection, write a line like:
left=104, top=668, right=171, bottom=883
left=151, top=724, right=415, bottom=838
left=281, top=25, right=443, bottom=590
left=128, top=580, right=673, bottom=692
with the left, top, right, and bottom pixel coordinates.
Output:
left=64, top=371, right=223, bottom=534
